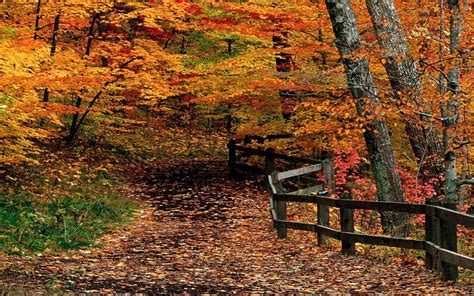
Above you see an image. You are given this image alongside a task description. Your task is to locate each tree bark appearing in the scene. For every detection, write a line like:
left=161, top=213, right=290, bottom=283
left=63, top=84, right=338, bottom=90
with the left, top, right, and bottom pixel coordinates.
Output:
left=66, top=12, right=100, bottom=145
left=443, top=0, right=464, bottom=205
left=39, top=12, right=60, bottom=126
left=33, top=0, right=41, bottom=40
left=272, top=32, right=296, bottom=121
left=42, top=12, right=61, bottom=106
left=85, top=12, right=100, bottom=56
left=50, top=12, right=60, bottom=56
left=365, top=0, right=444, bottom=183
left=324, top=0, right=408, bottom=235
left=65, top=95, right=82, bottom=145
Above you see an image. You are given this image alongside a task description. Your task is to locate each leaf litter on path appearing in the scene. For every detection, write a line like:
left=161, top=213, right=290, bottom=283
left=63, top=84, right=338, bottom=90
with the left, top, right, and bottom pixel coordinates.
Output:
left=0, top=159, right=472, bottom=294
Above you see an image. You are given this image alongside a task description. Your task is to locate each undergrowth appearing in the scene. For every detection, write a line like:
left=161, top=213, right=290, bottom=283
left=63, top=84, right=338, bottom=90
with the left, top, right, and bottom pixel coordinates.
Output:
left=0, top=193, right=134, bottom=253
left=0, top=175, right=136, bottom=254
left=0, top=123, right=226, bottom=255
left=0, top=144, right=138, bottom=255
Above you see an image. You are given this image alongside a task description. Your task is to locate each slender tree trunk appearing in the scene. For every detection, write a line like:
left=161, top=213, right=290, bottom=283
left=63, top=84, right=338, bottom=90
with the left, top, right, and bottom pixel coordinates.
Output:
left=67, top=91, right=102, bottom=144
left=226, top=38, right=234, bottom=55
left=50, top=12, right=60, bottom=56
left=324, top=0, right=408, bottom=235
left=438, top=0, right=447, bottom=94
left=316, top=29, right=328, bottom=65
left=447, top=0, right=461, bottom=95
left=85, top=13, right=100, bottom=56
left=310, top=0, right=328, bottom=65
left=272, top=32, right=296, bottom=120
left=365, top=0, right=444, bottom=184
left=42, top=12, right=61, bottom=106
left=67, top=56, right=140, bottom=144
left=33, top=0, right=41, bottom=40
left=439, top=0, right=450, bottom=158
left=39, top=12, right=60, bottom=127
left=65, top=95, right=82, bottom=145
left=443, top=0, right=464, bottom=205
left=66, top=12, right=100, bottom=145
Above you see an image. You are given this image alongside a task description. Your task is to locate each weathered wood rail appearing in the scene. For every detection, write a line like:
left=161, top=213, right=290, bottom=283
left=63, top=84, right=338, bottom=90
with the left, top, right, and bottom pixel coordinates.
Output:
left=269, top=192, right=474, bottom=281
left=227, top=136, right=334, bottom=193
left=227, top=137, right=474, bottom=282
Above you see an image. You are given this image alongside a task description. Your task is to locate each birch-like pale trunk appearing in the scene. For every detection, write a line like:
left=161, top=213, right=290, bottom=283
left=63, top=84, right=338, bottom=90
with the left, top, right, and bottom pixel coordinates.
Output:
left=444, top=0, right=464, bottom=205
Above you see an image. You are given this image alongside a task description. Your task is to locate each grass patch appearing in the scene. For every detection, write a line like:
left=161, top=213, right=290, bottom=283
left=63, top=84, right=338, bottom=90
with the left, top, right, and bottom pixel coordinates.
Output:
left=0, top=168, right=136, bottom=255
left=0, top=27, right=16, bottom=39
left=0, top=123, right=226, bottom=254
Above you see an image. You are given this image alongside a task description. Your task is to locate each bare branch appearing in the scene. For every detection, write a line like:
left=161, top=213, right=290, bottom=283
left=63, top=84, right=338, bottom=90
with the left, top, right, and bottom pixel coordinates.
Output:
left=453, top=141, right=470, bottom=150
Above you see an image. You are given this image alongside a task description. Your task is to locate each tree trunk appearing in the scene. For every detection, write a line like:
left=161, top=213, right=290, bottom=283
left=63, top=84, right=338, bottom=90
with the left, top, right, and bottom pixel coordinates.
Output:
left=66, top=56, right=140, bottom=144
left=50, top=12, right=60, bottom=56
left=42, top=12, right=61, bottom=106
left=272, top=32, right=296, bottom=121
left=66, top=12, right=100, bottom=145
left=85, top=12, right=100, bottom=56
left=324, top=0, right=408, bottom=235
left=443, top=0, right=464, bottom=205
left=365, top=0, right=444, bottom=184
left=65, top=95, right=82, bottom=145
left=33, top=0, right=41, bottom=40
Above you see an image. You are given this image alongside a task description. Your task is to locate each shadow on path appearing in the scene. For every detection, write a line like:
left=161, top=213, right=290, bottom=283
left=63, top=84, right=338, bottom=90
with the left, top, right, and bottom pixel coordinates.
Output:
left=1, top=159, right=472, bottom=294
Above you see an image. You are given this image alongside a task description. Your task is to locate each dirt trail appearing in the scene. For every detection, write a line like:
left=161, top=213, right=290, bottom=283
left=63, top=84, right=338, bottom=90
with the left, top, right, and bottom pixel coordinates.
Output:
left=1, top=159, right=472, bottom=294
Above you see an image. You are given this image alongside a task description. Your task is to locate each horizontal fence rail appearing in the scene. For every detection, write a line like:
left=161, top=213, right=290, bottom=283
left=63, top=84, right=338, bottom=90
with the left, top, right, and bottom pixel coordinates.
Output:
left=426, top=242, right=474, bottom=271
left=273, top=219, right=426, bottom=250
left=426, top=206, right=474, bottom=228
left=277, top=164, right=323, bottom=181
left=270, top=192, right=474, bottom=281
left=234, top=145, right=323, bottom=165
left=273, top=194, right=426, bottom=214
left=227, top=136, right=474, bottom=282
left=228, top=137, right=334, bottom=187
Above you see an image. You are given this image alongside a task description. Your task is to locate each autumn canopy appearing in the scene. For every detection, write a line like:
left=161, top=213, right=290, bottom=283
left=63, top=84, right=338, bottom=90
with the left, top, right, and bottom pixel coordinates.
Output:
left=0, top=0, right=471, bottom=251
left=0, top=0, right=473, bottom=292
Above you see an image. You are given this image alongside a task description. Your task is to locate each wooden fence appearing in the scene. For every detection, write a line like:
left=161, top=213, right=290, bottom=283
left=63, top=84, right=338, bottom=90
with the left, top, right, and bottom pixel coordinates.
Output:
left=228, top=135, right=334, bottom=193
left=228, top=137, right=474, bottom=282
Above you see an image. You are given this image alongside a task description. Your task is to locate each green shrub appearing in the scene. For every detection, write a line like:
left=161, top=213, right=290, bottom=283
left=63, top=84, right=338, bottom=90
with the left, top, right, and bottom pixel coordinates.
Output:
left=0, top=188, right=136, bottom=254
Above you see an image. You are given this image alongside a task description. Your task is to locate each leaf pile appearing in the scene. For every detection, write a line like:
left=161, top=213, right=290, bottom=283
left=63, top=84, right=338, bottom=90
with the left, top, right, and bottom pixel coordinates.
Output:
left=0, top=159, right=472, bottom=294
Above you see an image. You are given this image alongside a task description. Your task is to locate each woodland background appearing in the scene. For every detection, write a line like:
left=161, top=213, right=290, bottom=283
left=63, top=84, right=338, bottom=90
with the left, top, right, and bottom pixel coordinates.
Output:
left=0, top=0, right=472, bottom=291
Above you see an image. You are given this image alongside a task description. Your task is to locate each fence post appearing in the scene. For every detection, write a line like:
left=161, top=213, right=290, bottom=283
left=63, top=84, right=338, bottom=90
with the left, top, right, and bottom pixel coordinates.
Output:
left=228, top=139, right=237, bottom=178
left=440, top=200, right=458, bottom=281
left=317, top=192, right=329, bottom=246
left=425, top=197, right=441, bottom=271
left=244, top=135, right=251, bottom=145
left=275, top=198, right=287, bottom=239
left=340, top=192, right=355, bottom=255
left=265, top=148, right=277, bottom=191
left=265, top=152, right=276, bottom=228
left=322, top=157, right=335, bottom=194
left=265, top=148, right=287, bottom=239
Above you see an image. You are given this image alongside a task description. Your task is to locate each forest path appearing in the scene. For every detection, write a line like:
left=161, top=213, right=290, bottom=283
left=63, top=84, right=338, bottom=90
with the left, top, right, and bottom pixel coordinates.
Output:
left=1, top=159, right=472, bottom=294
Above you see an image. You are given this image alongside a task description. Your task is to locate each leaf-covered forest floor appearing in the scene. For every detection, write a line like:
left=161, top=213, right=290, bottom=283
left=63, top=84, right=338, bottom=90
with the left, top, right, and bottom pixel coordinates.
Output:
left=1, top=159, right=473, bottom=294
